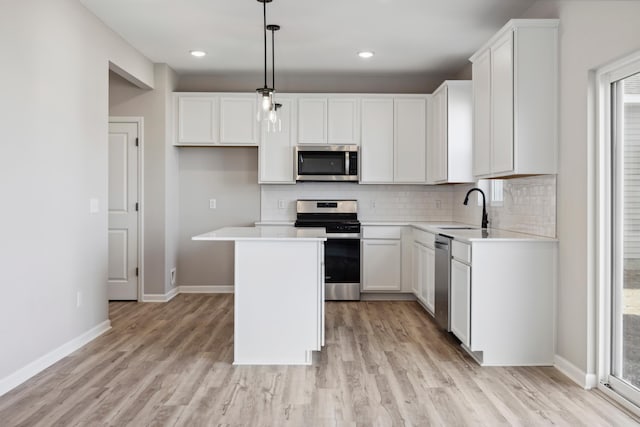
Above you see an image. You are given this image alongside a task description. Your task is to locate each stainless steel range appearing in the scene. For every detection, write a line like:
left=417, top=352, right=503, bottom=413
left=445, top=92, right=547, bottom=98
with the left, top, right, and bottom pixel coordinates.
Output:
left=294, top=200, right=361, bottom=301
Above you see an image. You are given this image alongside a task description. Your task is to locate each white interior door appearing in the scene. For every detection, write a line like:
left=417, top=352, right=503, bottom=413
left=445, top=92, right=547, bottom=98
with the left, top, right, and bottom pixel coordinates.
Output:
left=108, top=121, right=139, bottom=300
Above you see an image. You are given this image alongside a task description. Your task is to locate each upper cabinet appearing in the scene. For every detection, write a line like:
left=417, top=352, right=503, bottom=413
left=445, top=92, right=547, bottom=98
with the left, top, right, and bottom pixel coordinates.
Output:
left=360, top=96, right=428, bottom=184
left=394, top=98, right=427, bottom=183
left=259, top=97, right=296, bottom=184
left=470, top=19, right=559, bottom=178
left=298, top=96, right=360, bottom=145
left=427, top=81, right=473, bottom=184
left=174, top=93, right=258, bottom=146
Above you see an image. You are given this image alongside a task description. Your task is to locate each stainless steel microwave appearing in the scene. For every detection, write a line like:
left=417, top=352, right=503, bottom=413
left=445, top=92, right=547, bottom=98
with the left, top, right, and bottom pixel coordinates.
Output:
left=295, top=145, right=359, bottom=182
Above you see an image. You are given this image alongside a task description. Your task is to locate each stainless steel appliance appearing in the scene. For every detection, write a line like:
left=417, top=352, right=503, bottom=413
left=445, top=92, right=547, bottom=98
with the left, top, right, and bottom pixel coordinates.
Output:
left=294, top=200, right=361, bottom=300
left=295, top=145, right=359, bottom=182
left=435, top=234, right=452, bottom=330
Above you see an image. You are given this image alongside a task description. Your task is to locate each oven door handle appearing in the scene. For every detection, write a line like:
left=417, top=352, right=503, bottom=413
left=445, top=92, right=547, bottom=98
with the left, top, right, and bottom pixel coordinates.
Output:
left=325, top=233, right=362, bottom=239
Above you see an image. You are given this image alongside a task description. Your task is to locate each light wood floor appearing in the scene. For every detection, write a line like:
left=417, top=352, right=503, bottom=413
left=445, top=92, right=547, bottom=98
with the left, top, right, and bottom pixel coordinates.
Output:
left=0, top=294, right=638, bottom=426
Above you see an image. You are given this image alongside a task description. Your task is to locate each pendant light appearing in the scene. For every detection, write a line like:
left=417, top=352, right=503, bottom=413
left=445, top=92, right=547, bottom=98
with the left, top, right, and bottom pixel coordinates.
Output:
left=266, top=23, right=282, bottom=132
left=256, top=0, right=274, bottom=121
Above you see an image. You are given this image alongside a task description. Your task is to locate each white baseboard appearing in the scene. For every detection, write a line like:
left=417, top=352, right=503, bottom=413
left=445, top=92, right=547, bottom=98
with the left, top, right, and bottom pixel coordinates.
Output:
left=0, top=320, right=111, bottom=397
left=142, top=285, right=232, bottom=301
left=179, top=285, right=233, bottom=294
left=142, top=286, right=179, bottom=302
left=554, top=354, right=597, bottom=389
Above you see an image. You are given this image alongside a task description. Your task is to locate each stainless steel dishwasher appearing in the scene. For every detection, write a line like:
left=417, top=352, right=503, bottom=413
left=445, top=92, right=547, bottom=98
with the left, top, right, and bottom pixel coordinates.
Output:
left=435, top=234, right=452, bottom=331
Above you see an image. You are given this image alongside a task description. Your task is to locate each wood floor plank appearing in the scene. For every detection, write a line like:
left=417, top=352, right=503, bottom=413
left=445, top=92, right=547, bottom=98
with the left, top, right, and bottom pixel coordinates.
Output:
left=0, top=295, right=638, bottom=426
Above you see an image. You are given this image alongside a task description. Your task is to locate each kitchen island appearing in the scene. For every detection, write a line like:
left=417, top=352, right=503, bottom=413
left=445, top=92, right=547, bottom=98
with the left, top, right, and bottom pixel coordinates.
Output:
left=192, top=226, right=327, bottom=365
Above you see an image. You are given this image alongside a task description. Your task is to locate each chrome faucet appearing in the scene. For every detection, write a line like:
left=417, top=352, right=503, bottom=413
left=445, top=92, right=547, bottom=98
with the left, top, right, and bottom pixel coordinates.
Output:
left=463, top=188, right=489, bottom=229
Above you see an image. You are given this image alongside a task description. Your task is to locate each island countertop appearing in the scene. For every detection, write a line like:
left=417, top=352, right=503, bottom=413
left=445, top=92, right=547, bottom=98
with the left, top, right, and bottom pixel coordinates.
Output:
left=192, top=226, right=327, bottom=242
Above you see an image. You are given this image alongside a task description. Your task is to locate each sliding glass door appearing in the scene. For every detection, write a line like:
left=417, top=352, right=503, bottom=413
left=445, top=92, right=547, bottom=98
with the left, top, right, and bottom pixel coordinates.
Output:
left=611, top=70, right=640, bottom=406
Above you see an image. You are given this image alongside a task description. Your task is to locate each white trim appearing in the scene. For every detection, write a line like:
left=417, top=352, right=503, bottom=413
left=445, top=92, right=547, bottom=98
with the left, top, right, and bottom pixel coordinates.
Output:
left=179, top=285, right=234, bottom=293
left=361, top=292, right=416, bottom=301
left=0, top=320, right=111, bottom=397
left=598, top=381, right=640, bottom=419
left=554, top=354, right=597, bottom=389
left=594, top=49, right=640, bottom=408
left=142, top=287, right=179, bottom=302
left=108, top=116, right=145, bottom=303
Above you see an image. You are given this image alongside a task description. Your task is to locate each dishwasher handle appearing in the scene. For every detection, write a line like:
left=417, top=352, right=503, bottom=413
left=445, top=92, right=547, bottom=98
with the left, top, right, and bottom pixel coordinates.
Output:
left=435, top=241, right=449, bottom=250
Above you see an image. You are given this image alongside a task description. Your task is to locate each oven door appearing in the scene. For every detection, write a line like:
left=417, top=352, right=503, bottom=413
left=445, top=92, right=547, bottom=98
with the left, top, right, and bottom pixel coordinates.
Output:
left=324, top=237, right=361, bottom=300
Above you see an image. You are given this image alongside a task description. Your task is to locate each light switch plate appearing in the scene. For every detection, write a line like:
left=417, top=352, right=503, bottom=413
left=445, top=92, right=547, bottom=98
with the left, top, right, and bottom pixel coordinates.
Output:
left=89, top=198, right=99, bottom=214
left=209, top=199, right=217, bottom=209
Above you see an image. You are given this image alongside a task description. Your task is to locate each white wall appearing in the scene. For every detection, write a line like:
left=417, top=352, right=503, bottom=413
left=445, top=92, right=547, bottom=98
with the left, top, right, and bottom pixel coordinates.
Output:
left=521, top=0, right=640, bottom=378
left=109, top=64, right=179, bottom=295
left=0, top=0, right=153, bottom=387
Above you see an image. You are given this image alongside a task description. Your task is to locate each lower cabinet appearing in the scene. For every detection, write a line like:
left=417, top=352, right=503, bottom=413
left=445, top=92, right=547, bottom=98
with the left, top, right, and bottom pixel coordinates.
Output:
left=412, top=241, right=435, bottom=313
left=362, top=239, right=401, bottom=291
left=450, top=258, right=471, bottom=347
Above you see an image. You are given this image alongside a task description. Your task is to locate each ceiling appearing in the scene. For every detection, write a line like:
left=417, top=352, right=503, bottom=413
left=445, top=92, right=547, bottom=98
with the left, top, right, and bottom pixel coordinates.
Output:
left=82, top=0, right=538, bottom=78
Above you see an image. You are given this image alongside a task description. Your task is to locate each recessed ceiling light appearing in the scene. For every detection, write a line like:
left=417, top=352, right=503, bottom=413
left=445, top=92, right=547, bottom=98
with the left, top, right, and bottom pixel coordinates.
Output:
left=358, top=51, right=374, bottom=59
left=190, top=50, right=207, bottom=58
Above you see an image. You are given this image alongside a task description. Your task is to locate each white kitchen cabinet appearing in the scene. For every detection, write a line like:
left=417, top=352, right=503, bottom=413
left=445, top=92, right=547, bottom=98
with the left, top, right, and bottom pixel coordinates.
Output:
left=472, top=50, right=492, bottom=176
left=450, top=257, right=471, bottom=347
left=259, top=97, right=296, bottom=183
left=360, top=98, right=394, bottom=183
left=470, top=19, right=558, bottom=178
left=298, top=96, right=359, bottom=145
left=362, top=240, right=401, bottom=291
left=362, top=226, right=403, bottom=292
left=174, top=93, right=259, bottom=146
left=447, top=237, right=556, bottom=366
left=298, top=97, right=327, bottom=144
left=427, top=81, right=473, bottom=184
left=177, top=95, right=218, bottom=144
left=394, top=98, right=427, bottom=183
left=412, top=228, right=435, bottom=314
left=219, top=96, right=259, bottom=145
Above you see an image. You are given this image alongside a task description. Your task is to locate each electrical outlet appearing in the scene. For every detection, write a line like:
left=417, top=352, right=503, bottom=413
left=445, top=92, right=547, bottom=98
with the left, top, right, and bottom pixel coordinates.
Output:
left=170, top=268, right=177, bottom=286
left=436, top=200, right=442, bottom=209
left=89, top=198, right=99, bottom=214
left=370, top=200, right=376, bottom=209
left=76, top=291, right=82, bottom=308
left=278, top=200, right=286, bottom=209
left=209, top=199, right=217, bottom=209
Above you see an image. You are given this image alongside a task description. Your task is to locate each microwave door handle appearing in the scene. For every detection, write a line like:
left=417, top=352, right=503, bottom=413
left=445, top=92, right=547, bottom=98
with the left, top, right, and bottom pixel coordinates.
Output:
left=345, top=152, right=349, bottom=175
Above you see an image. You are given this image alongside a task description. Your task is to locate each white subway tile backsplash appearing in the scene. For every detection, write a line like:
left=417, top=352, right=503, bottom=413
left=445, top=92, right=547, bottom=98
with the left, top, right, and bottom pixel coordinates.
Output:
left=261, top=175, right=557, bottom=238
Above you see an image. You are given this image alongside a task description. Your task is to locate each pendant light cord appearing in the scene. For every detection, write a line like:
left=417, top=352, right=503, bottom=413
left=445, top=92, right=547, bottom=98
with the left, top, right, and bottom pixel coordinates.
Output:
left=271, top=27, right=275, bottom=92
left=263, top=0, right=267, bottom=89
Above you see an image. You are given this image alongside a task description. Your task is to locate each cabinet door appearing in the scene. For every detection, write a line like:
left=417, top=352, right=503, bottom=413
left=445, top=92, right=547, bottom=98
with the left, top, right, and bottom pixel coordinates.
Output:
left=219, top=97, right=258, bottom=145
left=412, top=242, right=421, bottom=296
left=298, top=98, right=327, bottom=144
left=220, top=96, right=258, bottom=145
left=472, top=50, right=491, bottom=176
left=428, top=88, right=447, bottom=183
left=450, top=258, right=471, bottom=347
left=361, top=98, right=394, bottom=183
left=491, top=31, right=515, bottom=175
left=362, top=240, right=401, bottom=291
left=177, top=96, right=218, bottom=144
left=328, top=98, right=360, bottom=145
left=424, top=245, right=435, bottom=313
left=394, top=98, right=427, bottom=183
left=259, top=97, right=295, bottom=183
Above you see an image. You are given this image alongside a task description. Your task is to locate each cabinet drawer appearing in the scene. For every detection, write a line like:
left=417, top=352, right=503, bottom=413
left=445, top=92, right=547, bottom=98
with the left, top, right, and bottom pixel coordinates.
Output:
left=362, top=226, right=403, bottom=240
left=452, top=240, right=471, bottom=264
left=413, top=229, right=435, bottom=248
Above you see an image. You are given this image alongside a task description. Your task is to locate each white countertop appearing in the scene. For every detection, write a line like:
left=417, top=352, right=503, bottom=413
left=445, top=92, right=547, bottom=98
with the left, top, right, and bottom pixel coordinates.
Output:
left=362, top=221, right=557, bottom=242
left=192, top=226, right=327, bottom=242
